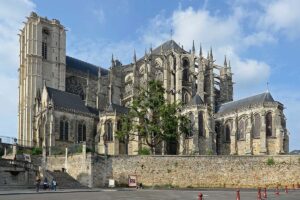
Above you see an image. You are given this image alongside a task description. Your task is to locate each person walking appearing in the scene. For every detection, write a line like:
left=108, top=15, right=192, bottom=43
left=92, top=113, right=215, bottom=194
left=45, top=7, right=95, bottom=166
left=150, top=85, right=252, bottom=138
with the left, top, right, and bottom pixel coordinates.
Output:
left=51, top=179, right=57, bottom=191
left=35, top=176, right=41, bottom=192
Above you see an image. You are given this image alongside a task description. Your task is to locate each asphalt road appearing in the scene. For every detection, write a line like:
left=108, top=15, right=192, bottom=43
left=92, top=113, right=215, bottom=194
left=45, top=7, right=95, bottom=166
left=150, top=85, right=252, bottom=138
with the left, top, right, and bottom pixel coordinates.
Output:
left=0, top=189, right=299, bottom=200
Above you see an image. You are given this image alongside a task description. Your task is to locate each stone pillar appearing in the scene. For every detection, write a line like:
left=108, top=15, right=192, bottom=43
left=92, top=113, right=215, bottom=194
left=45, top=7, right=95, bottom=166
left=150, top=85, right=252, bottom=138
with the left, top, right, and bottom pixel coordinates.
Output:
left=12, top=143, right=18, bottom=158
left=230, top=116, right=237, bottom=155
left=275, top=110, right=284, bottom=154
left=113, top=121, right=119, bottom=155
left=260, top=112, right=267, bottom=154
left=245, top=116, right=253, bottom=155
left=175, top=55, right=182, bottom=102
left=206, top=112, right=214, bottom=154
left=82, top=142, right=87, bottom=158
left=65, top=147, right=68, bottom=171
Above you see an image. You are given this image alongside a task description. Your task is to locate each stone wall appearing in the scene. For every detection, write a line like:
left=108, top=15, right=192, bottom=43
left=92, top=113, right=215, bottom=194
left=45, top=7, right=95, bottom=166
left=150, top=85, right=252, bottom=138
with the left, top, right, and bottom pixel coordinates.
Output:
left=107, top=155, right=300, bottom=188
left=44, top=152, right=300, bottom=189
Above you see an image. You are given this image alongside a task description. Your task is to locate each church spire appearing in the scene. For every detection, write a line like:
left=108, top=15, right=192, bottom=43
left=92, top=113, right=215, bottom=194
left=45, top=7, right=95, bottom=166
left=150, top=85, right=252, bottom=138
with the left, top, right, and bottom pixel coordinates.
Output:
left=160, top=45, right=164, bottom=54
left=224, top=55, right=227, bottom=67
left=210, top=47, right=213, bottom=61
left=111, top=54, right=115, bottom=67
left=133, top=49, right=137, bottom=63
left=199, top=43, right=202, bottom=58
left=192, top=40, right=195, bottom=54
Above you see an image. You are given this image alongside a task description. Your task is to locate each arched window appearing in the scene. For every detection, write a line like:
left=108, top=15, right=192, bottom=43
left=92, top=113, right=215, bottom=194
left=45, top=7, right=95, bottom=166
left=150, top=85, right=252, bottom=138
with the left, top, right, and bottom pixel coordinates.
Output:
left=186, top=113, right=194, bottom=138
left=198, top=111, right=204, bottom=137
left=42, top=29, right=49, bottom=60
left=238, top=118, right=245, bottom=140
left=106, top=121, right=113, bottom=142
left=266, top=112, right=272, bottom=137
left=225, top=124, right=231, bottom=142
left=182, top=91, right=189, bottom=105
left=253, top=114, right=261, bottom=138
left=59, top=120, right=69, bottom=141
left=182, top=59, right=189, bottom=82
left=77, top=123, right=86, bottom=143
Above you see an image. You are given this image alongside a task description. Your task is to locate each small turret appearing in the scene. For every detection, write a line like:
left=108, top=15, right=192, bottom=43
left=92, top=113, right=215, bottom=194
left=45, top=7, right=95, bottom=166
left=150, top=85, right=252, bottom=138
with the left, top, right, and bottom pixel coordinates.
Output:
left=133, top=49, right=137, bottom=63
left=111, top=54, right=115, bottom=68
left=192, top=40, right=195, bottom=54
left=199, top=43, right=203, bottom=58
left=224, top=55, right=227, bottom=67
left=210, top=47, right=213, bottom=61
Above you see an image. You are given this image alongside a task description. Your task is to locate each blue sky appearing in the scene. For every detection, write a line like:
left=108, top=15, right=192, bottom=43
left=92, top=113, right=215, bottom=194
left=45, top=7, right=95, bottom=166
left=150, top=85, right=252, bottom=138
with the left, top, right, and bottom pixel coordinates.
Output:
left=0, top=0, right=299, bottom=150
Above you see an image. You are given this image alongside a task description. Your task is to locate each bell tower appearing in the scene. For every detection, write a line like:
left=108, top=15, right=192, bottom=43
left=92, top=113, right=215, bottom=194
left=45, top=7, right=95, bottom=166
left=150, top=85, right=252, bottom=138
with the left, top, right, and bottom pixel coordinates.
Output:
left=18, top=12, right=66, bottom=146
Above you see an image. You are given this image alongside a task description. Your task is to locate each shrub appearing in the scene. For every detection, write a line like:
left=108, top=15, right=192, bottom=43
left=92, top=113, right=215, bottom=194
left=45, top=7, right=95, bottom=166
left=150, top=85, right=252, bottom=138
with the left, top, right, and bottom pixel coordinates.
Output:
left=138, top=147, right=151, bottom=155
left=267, top=157, right=275, bottom=166
left=31, top=147, right=42, bottom=155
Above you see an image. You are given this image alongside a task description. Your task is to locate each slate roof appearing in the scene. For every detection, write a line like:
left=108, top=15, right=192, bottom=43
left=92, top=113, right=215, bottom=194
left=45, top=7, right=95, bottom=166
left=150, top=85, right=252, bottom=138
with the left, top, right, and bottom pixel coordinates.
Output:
left=66, top=56, right=108, bottom=76
left=105, top=103, right=129, bottom=114
left=46, top=87, right=97, bottom=115
left=188, top=94, right=204, bottom=106
left=152, top=40, right=187, bottom=55
left=217, top=92, right=275, bottom=114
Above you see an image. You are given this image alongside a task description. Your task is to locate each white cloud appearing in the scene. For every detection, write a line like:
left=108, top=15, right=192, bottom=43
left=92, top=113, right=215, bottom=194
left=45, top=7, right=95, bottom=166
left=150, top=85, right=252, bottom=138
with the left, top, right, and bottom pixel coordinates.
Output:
left=0, top=0, right=35, bottom=76
left=0, top=0, right=35, bottom=137
left=258, top=0, right=300, bottom=38
left=243, top=32, right=277, bottom=47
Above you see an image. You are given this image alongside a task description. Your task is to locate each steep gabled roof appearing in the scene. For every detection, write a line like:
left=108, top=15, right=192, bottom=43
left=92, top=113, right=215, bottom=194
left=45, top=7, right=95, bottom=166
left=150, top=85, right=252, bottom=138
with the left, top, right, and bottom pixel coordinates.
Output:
left=66, top=56, right=108, bottom=76
left=105, top=103, right=129, bottom=114
left=46, top=87, right=96, bottom=115
left=217, top=92, right=275, bottom=114
left=152, top=40, right=187, bottom=55
left=188, top=94, right=204, bottom=106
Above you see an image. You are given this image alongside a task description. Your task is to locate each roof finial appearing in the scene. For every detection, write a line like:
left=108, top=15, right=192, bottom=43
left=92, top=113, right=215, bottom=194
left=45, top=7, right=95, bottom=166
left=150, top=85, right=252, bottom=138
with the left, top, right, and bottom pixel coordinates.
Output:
left=170, top=28, right=173, bottom=41
left=133, top=49, right=137, bottom=63
left=199, top=43, right=202, bottom=57
left=111, top=54, right=115, bottom=67
left=266, top=82, right=270, bottom=92
left=98, top=67, right=101, bottom=78
left=210, top=47, right=213, bottom=60
left=224, top=55, right=227, bottom=67
left=192, top=40, right=195, bottom=54
left=207, top=51, right=210, bottom=60
left=150, top=43, right=153, bottom=53
left=160, top=45, right=164, bottom=54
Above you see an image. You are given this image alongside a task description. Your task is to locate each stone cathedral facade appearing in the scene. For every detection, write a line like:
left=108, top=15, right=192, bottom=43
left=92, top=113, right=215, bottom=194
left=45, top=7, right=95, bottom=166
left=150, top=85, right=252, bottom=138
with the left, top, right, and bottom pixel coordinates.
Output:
left=18, top=12, right=289, bottom=155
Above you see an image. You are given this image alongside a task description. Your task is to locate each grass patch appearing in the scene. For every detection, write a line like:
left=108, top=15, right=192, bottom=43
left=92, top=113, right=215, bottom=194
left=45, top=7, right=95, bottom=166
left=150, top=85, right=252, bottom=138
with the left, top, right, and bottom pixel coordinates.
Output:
left=138, top=147, right=151, bottom=155
left=267, top=157, right=275, bottom=166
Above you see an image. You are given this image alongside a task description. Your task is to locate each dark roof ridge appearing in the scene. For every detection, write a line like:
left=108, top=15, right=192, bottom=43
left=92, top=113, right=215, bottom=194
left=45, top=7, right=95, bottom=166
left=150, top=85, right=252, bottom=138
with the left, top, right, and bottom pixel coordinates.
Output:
left=222, top=91, right=273, bottom=105
left=66, top=55, right=107, bottom=70
left=46, top=86, right=80, bottom=98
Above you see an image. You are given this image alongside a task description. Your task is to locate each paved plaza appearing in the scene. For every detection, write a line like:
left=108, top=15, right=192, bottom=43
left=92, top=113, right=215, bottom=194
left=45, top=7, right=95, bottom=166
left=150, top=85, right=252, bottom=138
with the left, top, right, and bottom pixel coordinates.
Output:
left=0, top=188, right=300, bottom=200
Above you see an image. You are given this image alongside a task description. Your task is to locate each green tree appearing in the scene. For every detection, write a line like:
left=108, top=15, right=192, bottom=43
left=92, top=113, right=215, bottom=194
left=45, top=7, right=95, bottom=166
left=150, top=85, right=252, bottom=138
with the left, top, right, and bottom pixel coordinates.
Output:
left=116, top=80, right=190, bottom=154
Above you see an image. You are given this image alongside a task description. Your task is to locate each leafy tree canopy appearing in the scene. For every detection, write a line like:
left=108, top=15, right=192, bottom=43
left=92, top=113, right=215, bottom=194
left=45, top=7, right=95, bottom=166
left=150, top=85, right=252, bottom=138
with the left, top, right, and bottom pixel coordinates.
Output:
left=116, top=80, right=190, bottom=154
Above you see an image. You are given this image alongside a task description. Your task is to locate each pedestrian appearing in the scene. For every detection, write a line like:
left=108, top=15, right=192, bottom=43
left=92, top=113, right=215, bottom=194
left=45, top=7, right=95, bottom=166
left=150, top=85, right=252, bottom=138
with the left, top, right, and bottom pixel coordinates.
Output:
left=51, top=179, right=57, bottom=191
left=35, top=176, right=41, bottom=192
left=43, top=177, right=48, bottom=190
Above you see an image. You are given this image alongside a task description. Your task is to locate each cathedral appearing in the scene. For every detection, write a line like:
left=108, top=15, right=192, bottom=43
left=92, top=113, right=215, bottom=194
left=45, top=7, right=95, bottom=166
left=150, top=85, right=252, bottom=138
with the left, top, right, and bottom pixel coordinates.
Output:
left=18, top=12, right=289, bottom=155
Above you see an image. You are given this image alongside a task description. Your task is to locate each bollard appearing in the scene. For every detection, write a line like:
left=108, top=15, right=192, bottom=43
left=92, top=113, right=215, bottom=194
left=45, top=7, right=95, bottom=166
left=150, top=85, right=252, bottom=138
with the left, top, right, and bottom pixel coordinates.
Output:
left=285, top=185, right=288, bottom=193
left=198, top=192, right=203, bottom=200
left=263, top=187, right=267, bottom=198
left=236, top=189, right=240, bottom=200
left=275, top=185, right=280, bottom=196
left=257, top=187, right=262, bottom=200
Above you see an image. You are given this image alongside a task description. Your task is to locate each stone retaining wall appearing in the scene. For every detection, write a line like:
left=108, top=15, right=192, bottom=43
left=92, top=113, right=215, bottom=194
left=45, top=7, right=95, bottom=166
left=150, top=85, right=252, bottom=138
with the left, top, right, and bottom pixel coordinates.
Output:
left=108, top=155, right=300, bottom=188
left=44, top=153, right=300, bottom=188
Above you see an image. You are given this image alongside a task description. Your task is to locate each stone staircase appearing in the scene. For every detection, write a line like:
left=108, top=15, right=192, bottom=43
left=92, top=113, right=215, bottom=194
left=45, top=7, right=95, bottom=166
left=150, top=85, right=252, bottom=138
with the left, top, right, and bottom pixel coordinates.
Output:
left=45, top=170, right=88, bottom=189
